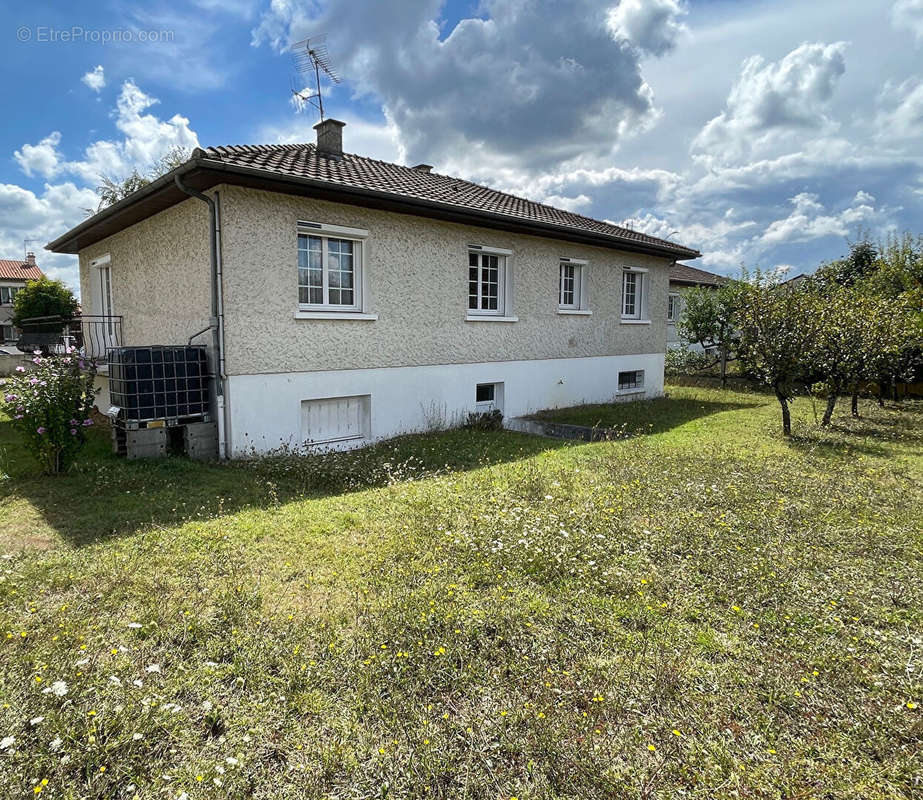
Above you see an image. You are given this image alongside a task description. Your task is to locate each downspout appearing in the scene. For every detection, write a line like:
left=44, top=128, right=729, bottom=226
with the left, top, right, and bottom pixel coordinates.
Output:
left=174, top=174, right=229, bottom=459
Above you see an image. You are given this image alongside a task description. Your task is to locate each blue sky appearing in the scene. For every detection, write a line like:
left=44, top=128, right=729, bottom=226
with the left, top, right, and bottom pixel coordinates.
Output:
left=2, top=0, right=923, bottom=292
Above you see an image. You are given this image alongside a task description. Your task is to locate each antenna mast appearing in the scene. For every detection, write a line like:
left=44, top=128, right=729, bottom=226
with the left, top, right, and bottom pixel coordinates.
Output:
left=290, top=34, right=341, bottom=121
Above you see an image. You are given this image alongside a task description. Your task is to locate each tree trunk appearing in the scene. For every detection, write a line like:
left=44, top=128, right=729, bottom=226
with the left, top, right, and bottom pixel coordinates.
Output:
left=775, top=385, right=792, bottom=437
left=821, top=393, right=837, bottom=427
left=877, top=393, right=885, bottom=408
left=720, top=344, right=728, bottom=389
left=851, top=392, right=859, bottom=418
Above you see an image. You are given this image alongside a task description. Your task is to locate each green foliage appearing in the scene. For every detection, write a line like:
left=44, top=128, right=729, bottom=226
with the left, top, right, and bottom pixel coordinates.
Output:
left=676, top=281, right=744, bottom=354
left=0, top=385, right=921, bottom=797
left=664, top=347, right=717, bottom=375
left=736, top=275, right=821, bottom=435
left=463, top=408, right=504, bottom=430
left=10, top=278, right=78, bottom=328
left=1, top=351, right=97, bottom=473
left=92, top=146, right=192, bottom=214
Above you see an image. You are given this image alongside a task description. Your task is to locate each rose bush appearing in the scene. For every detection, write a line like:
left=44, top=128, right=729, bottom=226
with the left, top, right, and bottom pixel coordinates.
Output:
left=2, top=350, right=98, bottom=473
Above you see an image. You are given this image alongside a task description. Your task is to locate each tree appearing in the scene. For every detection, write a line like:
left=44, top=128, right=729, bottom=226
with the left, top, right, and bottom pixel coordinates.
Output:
left=91, top=146, right=192, bottom=214
left=677, top=280, right=745, bottom=387
left=736, top=278, right=819, bottom=436
left=11, top=277, right=79, bottom=328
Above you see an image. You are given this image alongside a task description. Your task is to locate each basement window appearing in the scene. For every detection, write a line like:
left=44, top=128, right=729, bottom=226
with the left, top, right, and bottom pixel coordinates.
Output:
left=618, top=370, right=644, bottom=392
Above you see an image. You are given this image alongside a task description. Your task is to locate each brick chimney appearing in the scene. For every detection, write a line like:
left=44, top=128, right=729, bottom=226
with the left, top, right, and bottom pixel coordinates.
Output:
left=314, top=118, right=346, bottom=157
left=24, top=252, right=36, bottom=267
left=412, top=164, right=433, bottom=173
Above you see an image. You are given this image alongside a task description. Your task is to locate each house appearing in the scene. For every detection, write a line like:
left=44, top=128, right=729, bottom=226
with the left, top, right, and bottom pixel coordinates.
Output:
left=667, top=262, right=725, bottom=350
left=0, top=253, right=44, bottom=346
left=47, top=120, right=700, bottom=457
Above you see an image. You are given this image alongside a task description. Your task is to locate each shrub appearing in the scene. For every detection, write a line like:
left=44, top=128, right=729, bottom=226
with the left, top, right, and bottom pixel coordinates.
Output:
left=664, top=347, right=716, bottom=375
left=463, top=409, right=504, bottom=431
left=2, top=351, right=98, bottom=473
left=10, top=277, right=79, bottom=328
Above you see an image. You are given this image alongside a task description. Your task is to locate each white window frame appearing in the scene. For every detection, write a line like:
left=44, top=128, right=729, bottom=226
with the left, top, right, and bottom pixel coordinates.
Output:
left=0, top=286, right=19, bottom=305
left=295, top=221, right=377, bottom=320
left=475, top=381, right=504, bottom=412
left=668, top=292, right=680, bottom=322
left=617, top=369, right=645, bottom=394
left=557, top=257, right=591, bottom=315
left=90, top=254, right=115, bottom=337
left=621, top=266, right=650, bottom=324
left=466, top=245, right=517, bottom=322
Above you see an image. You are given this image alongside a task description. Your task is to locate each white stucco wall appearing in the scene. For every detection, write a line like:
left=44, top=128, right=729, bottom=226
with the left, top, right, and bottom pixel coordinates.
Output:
left=227, top=352, right=664, bottom=455
left=218, top=186, right=673, bottom=376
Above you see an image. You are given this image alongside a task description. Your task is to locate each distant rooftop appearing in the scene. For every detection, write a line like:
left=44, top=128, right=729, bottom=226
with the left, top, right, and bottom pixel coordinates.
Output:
left=669, top=262, right=725, bottom=286
left=0, top=256, right=43, bottom=282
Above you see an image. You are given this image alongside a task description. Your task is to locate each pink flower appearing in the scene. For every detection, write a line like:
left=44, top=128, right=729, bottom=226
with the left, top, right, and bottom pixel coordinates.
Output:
left=14, top=365, right=26, bottom=373
left=70, top=428, right=77, bottom=435
left=82, top=419, right=93, bottom=426
left=36, top=427, right=46, bottom=435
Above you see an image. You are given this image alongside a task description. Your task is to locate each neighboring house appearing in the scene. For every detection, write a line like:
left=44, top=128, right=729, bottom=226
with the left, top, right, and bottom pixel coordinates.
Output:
left=0, top=254, right=44, bottom=346
left=667, top=262, right=725, bottom=350
left=47, top=120, right=700, bottom=457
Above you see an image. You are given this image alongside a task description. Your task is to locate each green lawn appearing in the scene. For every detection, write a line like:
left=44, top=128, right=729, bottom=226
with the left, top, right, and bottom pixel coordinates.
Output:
left=1, top=384, right=921, bottom=798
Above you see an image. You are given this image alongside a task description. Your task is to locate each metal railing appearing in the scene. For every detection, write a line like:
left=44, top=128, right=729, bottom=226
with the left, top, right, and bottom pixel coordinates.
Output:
left=17, top=315, right=123, bottom=363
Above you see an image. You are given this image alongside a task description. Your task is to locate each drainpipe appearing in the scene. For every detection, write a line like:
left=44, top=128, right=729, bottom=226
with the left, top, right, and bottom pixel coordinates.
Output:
left=174, top=174, right=229, bottom=459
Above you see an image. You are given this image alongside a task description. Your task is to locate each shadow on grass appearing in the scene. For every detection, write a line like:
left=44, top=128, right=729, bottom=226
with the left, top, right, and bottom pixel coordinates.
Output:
left=0, top=421, right=566, bottom=548
left=527, top=394, right=763, bottom=435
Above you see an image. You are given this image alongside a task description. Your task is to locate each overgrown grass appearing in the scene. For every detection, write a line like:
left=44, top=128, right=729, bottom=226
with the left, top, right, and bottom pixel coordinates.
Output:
left=1, top=384, right=921, bottom=798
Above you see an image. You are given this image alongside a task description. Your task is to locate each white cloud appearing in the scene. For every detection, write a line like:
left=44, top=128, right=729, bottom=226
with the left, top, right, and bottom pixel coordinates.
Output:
left=63, top=80, right=199, bottom=184
left=81, top=65, right=106, bottom=93
left=607, top=0, right=688, bottom=57
left=253, top=0, right=681, bottom=173
left=891, top=0, right=923, bottom=43
left=14, top=132, right=63, bottom=178
left=876, top=78, right=923, bottom=140
left=692, top=41, right=848, bottom=165
left=760, top=191, right=885, bottom=246
left=540, top=193, right=593, bottom=211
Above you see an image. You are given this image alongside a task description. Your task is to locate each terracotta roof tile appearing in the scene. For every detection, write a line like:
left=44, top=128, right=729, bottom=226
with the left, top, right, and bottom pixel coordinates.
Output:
left=669, top=262, right=724, bottom=286
left=201, top=143, right=700, bottom=259
left=0, top=259, right=44, bottom=281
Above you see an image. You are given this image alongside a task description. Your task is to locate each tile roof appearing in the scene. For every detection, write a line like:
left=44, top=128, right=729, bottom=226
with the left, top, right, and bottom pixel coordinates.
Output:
left=669, top=262, right=724, bottom=286
left=200, top=143, right=699, bottom=259
left=0, top=259, right=43, bottom=281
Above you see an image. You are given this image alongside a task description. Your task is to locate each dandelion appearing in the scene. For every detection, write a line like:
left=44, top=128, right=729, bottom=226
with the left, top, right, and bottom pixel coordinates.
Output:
left=908, top=702, right=918, bottom=710
left=647, top=744, right=656, bottom=752
left=672, top=729, right=681, bottom=736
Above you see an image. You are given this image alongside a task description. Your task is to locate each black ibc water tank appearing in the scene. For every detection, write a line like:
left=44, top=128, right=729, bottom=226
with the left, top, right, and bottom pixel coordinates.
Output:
left=108, top=346, right=209, bottom=423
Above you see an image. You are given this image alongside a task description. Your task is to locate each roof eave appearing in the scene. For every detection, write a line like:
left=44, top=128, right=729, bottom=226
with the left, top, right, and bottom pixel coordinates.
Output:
left=47, top=157, right=701, bottom=260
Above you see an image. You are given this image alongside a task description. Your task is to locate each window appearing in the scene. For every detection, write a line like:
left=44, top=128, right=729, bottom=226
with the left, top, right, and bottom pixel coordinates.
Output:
left=468, top=252, right=503, bottom=314
left=296, top=221, right=369, bottom=313
left=558, top=258, right=588, bottom=311
left=0, top=324, right=14, bottom=343
left=668, top=293, right=680, bottom=322
left=621, top=268, right=649, bottom=321
left=475, top=382, right=504, bottom=412
left=618, top=370, right=644, bottom=391
left=0, top=286, right=19, bottom=305
left=301, top=395, right=371, bottom=444
left=467, top=245, right=514, bottom=320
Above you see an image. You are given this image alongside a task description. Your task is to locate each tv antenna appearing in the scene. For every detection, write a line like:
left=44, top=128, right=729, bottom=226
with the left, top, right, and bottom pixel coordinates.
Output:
left=23, top=238, right=39, bottom=258
left=290, top=34, right=340, bottom=121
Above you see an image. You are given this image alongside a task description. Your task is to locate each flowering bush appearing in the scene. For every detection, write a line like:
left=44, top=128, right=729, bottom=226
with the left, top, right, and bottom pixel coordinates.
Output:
left=2, top=350, right=98, bottom=473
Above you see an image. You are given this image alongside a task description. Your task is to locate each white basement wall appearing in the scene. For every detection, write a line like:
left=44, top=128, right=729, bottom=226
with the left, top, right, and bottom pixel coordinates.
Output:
left=225, top=352, right=663, bottom=456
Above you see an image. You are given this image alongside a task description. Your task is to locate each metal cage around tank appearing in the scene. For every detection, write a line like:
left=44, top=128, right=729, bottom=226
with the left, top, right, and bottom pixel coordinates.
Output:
left=106, top=345, right=211, bottom=428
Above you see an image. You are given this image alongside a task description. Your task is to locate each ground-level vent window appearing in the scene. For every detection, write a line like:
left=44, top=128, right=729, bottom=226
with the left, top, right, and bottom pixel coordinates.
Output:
left=476, top=383, right=495, bottom=404
left=618, top=370, right=644, bottom=391
left=300, top=394, right=371, bottom=444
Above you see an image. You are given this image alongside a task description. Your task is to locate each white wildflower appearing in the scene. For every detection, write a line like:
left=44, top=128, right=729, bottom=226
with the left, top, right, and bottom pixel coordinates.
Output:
left=226, top=756, right=239, bottom=766
left=75, top=658, right=89, bottom=667
left=109, top=675, right=122, bottom=687
left=132, top=733, right=144, bottom=741
left=145, top=664, right=161, bottom=673
left=132, top=679, right=143, bottom=688
left=202, top=701, right=213, bottom=711
left=0, top=736, right=15, bottom=750
left=29, top=716, right=44, bottom=726
left=127, top=622, right=142, bottom=629
left=43, top=680, right=68, bottom=697
left=49, top=736, right=62, bottom=751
